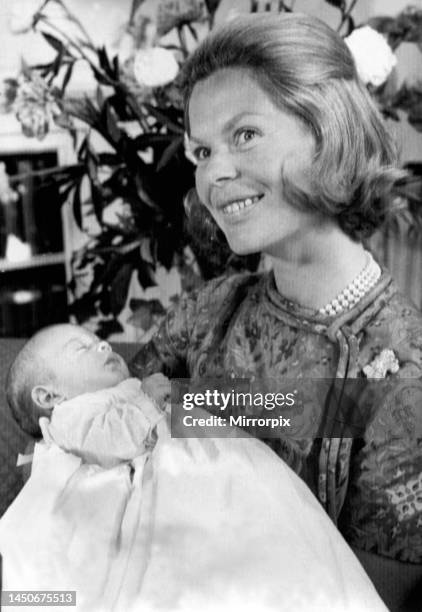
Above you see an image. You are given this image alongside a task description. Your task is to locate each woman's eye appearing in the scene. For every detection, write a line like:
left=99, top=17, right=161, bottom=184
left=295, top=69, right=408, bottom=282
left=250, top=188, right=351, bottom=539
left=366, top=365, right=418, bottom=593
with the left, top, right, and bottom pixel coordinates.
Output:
left=235, top=128, right=258, bottom=146
left=193, top=147, right=210, bottom=162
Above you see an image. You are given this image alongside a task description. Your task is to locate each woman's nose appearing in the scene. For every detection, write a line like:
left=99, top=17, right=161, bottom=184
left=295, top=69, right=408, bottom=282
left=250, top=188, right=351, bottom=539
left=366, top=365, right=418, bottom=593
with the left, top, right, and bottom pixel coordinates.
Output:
left=97, top=341, right=112, bottom=353
left=205, top=151, right=239, bottom=185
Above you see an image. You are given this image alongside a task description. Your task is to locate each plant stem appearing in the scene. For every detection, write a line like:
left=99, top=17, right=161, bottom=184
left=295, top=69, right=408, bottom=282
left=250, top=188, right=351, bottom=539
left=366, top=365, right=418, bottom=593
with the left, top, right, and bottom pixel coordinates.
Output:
left=177, top=25, right=189, bottom=60
left=118, top=88, right=150, bottom=132
left=39, top=17, right=151, bottom=136
left=39, top=18, right=95, bottom=62
left=54, top=0, right=96, bottom=49
left=37, top=0, right=55, bottom=14
left=337, top=0, right=359, bottom=33
left=92, top=238, right=142, bottom=255
left=38, top=17, right=117, bottom=89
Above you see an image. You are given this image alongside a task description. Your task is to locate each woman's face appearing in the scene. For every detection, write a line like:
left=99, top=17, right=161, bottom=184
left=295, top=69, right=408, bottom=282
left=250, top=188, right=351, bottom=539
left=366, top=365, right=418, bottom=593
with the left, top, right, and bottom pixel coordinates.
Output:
left=188, top=68, right=318, bottom=257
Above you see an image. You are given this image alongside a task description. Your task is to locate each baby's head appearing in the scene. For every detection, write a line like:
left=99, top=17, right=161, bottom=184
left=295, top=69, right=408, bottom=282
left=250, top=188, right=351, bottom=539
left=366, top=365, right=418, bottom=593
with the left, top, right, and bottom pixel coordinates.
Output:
left=6, top=324, right=130, bottom=437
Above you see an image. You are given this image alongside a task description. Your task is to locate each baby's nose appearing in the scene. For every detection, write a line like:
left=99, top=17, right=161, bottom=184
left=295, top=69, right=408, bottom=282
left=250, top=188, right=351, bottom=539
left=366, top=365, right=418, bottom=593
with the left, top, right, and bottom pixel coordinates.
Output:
left=97, top=341, right=112, bottom=353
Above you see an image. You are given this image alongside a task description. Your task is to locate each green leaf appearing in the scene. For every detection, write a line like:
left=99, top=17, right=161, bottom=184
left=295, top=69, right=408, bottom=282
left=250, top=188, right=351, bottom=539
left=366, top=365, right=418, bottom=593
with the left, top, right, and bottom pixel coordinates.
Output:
left=91, top=65, right=113, bottom=86
left=72, top=180, right=83, bottom=230
left=157, top=136, right=183, bottom=172
left=61, top=61, right=74, bottom=94
left=67, top=97, right=100, bottom=129
left=97, top=152, right=121, bottom=166
left=112, top=55, right=119, bottom=80
left=204, top=0, right=222, bottom=16
left=156, top=229, right=179, bottom=269
left=105, top=103, right=121, bottom=143
left=69, top=293, right=98, bottom=323
left=187, top=23, right=199, bottom=42
left=110, top=261, right=134, bottom=315
left=344, top=15, right=354, bottom=35
left=58, top=182, right=75, bottom=204
left=90, top=180, right=104, bottom=225
left=31, top=61, right=55, bottom=77
left=134, top=133, right=172, bottom=150
left=41, top=31, right=65, bottom=53
left=50, top=46, right=65, bottom=80
left=137, top=261, right=157, bottom=289
left=142, top=103, right=184, bottom=134
left=92, top=253, right=125, bottom=292
left=97, top=45, right=119, bottom=79
left=96, top=85, right=105, bottom=110
left=134, top=174, right=159, bottom=210
left=87, top=150, right=99, bottom=179
left=77, top=135, right=89, bottom=162
left=324, top=0, right=346, bottom=8
left=96, top=318, right=124, bottom=339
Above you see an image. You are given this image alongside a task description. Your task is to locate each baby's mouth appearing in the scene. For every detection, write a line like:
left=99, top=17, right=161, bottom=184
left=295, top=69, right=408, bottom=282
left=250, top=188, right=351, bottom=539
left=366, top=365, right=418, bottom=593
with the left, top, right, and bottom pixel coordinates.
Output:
left=105, top=353, right=120, bottom=366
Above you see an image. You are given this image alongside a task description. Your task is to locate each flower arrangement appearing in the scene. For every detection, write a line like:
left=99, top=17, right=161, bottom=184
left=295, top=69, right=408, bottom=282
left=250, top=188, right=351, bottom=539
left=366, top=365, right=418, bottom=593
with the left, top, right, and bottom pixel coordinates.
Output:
left=6, top=0, right=248, bottom=338
left=4, top=0, right=422, bottom=337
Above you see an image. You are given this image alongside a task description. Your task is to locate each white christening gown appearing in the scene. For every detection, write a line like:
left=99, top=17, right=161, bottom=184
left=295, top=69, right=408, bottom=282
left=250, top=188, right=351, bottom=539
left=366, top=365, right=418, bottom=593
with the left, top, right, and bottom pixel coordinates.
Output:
left=0, top=379, right=386, bottom=612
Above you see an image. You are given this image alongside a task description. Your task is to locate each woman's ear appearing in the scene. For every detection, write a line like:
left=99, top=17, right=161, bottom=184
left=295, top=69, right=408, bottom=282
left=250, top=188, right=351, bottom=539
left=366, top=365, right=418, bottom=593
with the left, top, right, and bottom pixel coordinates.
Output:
left=31, top=385, right=65, bottom=409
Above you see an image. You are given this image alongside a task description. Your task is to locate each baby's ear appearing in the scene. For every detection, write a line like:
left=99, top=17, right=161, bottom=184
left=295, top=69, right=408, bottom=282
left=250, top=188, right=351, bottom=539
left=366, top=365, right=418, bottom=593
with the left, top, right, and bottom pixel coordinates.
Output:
left=31, top=385, right=65, bottom=410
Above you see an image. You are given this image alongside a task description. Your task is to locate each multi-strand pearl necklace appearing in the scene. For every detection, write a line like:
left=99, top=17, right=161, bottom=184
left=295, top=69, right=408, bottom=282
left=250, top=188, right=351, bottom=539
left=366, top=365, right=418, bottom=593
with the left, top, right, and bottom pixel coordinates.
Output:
left=318, top=251, right=381, bottom=317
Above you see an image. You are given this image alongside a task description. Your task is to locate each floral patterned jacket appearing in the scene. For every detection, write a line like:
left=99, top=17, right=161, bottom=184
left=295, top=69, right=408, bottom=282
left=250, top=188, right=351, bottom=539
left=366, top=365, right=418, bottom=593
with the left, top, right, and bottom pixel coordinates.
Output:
left=130, top=268, right=422, bottom=563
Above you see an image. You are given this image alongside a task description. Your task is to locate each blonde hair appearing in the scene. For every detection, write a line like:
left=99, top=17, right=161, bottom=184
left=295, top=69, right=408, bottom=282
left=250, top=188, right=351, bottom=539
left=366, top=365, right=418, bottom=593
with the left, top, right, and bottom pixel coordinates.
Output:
left=182, top=13, right=406, bottom=240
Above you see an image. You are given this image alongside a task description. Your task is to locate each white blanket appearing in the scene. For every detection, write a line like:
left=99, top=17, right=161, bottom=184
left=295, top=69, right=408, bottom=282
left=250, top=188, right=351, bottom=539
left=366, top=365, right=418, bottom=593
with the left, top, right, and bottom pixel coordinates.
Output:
left=0, top=382, right=386, bottom=612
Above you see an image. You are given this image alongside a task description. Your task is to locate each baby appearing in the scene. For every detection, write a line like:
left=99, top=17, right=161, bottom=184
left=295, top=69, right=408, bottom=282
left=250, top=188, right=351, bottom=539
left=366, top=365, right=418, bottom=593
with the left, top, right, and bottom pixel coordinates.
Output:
left=6, top=323, right=170, bottom=468
left=2, top=324, right=387, bottom=612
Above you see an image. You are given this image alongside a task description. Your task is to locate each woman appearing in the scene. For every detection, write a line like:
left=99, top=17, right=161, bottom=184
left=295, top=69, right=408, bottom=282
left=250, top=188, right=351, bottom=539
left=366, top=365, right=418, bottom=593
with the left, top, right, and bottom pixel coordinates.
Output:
left=130, top=13, right=422, bottom=607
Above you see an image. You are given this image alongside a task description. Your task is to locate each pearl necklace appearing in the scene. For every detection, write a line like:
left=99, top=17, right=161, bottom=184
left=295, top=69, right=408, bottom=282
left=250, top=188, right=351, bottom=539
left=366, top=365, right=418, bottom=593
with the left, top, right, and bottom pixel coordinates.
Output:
left=318, top=251, right=381, bottom=317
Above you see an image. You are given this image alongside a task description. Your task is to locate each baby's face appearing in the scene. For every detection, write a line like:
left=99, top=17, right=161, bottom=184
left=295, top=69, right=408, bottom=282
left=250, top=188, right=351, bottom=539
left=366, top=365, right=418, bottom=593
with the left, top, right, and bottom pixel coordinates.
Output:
left=37, top=324, right=130, bottom=400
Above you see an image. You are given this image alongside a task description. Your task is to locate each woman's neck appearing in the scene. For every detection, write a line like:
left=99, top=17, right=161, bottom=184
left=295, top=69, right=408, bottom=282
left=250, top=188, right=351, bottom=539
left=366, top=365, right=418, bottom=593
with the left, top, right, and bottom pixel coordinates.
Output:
left=268, top=226, right=368, bottom=311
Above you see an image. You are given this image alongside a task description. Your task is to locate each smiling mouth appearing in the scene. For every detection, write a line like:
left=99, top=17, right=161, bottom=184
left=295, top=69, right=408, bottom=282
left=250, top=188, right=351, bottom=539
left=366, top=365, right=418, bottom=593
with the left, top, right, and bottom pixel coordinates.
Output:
left=220, top=195, right=264, bottom=216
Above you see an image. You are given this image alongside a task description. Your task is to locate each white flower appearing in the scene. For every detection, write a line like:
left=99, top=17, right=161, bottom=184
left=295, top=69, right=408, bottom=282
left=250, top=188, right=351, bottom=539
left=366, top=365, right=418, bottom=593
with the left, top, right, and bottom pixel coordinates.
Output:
left=363, top=349, right=400, bottom=379
left=14, top=72, right=62, bottom=139
left=345, top=25, right=397, bottom=88
left=133, top=47, right=179, bottom=88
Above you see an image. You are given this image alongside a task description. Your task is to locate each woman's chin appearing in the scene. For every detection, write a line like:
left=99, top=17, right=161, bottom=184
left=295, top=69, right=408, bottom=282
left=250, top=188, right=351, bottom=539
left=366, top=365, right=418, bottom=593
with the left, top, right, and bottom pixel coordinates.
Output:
left=226, top=240, right=260, bottom=257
